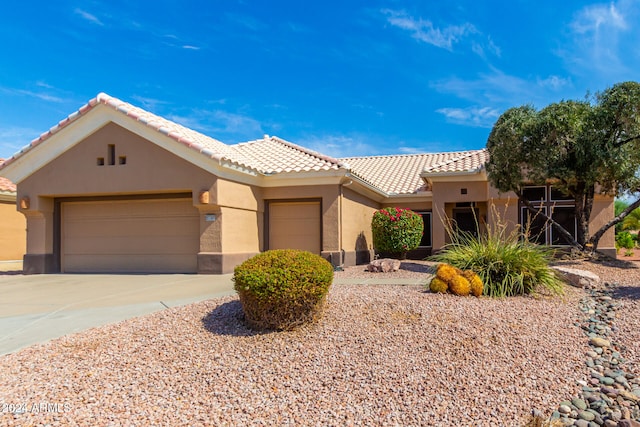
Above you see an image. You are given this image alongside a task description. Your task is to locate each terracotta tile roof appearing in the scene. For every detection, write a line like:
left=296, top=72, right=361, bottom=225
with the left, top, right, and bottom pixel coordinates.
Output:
left=0, top=159, right=17, bottom=194
left=232, top=136, right=345, bottom=173
left=0, top=92, right=488, bottom=195
left=341, top=149, right=487, bottom=195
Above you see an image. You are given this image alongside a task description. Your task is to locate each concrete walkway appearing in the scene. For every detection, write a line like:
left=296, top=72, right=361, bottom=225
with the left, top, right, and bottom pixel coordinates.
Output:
left=0, top=272, right=429, bottom=356
left=0, top=274, right=236, bottom=356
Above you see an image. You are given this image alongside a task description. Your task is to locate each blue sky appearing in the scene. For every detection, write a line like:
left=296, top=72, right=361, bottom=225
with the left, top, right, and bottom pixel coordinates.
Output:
left=1, top=1, right=639, bottom=160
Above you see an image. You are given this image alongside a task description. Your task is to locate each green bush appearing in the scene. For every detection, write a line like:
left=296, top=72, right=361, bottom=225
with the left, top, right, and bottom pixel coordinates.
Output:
left=430, top=211, right=563, bottom=297
left=233, top=249, right=334, bottom=331
left=371, top=207, right=423, bottom=259
left=616, top=231, right=635, bottom=250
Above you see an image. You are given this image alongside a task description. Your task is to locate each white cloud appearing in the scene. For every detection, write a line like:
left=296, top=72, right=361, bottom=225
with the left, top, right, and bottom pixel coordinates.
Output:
left=571, top=2, right=627, bottom=33
left=296, top=134, right=385, bottom=158
left=0, top=86, right=66, bottom=104
left=431, top=67, right=575, bottom=108
left=182, top=45, right=200, bottom=50
left=130, top=95, right=170, bottom=111
left=436, top=106, right=500, bottom=128
left=537, top=75, right=572, bottom=91
left=74, top=8, right=104, bottom=26
left=166, top=109, right=264, bottom=143
left=561, top=0, right=639, bottom=78
left=0, top=126, right=40, bottom=158
left=382, top=9, right=476, bottom=50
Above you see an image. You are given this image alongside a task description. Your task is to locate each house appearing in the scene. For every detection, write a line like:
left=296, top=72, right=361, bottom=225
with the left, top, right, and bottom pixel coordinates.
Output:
left=0, top=93, right=615, bottom=274
left=0, top=162, right=26, bottom=261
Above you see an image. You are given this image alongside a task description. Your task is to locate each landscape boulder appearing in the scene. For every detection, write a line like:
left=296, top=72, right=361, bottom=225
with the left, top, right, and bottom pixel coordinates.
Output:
left=367, top=258, right=401, bottom=273
left=551, top=266, right=601, bottom=289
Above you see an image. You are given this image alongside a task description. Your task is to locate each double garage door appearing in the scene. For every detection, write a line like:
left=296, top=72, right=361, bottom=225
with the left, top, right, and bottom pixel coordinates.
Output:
left=61, top=197, right=199, bottom=273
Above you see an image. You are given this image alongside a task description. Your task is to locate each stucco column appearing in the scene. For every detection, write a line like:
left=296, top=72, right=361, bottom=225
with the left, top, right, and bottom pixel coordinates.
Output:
left=20, top=196, right=55, bottom=274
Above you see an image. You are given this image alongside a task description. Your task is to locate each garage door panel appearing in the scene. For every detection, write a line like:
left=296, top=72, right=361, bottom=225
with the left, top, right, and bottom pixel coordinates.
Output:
left=63, top=254, right=196, bottom=273
left=269, top=201, right=321, bottom=254
left=62, top=198, right=199, bottom=273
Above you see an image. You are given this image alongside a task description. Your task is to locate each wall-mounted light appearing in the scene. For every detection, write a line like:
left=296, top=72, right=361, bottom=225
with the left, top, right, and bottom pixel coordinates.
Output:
left=199, top=191, right=210, bottom=204
left=20, top=196, right=30, bottom=210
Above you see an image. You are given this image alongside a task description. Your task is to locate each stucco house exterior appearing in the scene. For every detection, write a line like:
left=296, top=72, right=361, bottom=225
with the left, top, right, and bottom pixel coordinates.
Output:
left=0, top=163, right=26, bottom=261
left=0, top=93, right=615, bottom=274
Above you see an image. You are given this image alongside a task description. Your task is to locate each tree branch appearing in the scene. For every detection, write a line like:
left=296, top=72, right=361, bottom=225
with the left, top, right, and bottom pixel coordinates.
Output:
left=516, top=190, right=583, bottom=249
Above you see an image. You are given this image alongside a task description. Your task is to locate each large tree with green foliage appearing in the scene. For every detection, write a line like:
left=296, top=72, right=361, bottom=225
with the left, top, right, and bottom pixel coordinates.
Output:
left=486, top=81, right=640, bottom=253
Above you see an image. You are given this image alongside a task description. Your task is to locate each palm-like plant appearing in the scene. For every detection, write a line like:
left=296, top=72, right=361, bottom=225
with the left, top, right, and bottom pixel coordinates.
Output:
left=621, top=207, right=640, bottom=232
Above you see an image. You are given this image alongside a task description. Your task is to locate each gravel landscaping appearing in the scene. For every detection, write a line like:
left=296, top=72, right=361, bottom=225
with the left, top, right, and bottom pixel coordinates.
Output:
left=0, top=258, right=639, bottom=426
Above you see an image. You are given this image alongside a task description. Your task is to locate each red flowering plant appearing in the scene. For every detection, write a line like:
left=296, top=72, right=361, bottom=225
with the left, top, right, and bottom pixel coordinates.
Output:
left=371, top=207, right=423, bottom=259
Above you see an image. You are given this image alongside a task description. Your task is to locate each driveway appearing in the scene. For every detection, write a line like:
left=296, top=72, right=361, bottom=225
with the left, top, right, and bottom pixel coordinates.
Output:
left=0, top=274, right=235, bottom=356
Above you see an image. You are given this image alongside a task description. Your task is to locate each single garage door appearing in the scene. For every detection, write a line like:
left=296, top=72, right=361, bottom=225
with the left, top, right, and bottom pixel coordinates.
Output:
left=268, top=200, right=321, bottom=254
left=61, top=197, right=199, bottom=273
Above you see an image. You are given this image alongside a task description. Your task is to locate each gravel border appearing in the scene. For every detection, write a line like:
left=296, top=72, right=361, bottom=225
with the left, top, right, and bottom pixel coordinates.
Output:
left=0, top=258, right=639, bottom=426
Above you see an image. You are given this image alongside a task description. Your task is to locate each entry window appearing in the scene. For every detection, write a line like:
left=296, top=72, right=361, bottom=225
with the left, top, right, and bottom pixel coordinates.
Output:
left=417, top=212, right=432, bottom=247
left=520, top=185, right=576, bottom=246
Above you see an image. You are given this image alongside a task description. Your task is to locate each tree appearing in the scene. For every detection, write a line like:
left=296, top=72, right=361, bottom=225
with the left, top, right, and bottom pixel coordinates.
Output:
left=486, top=81, right=640, bottom=253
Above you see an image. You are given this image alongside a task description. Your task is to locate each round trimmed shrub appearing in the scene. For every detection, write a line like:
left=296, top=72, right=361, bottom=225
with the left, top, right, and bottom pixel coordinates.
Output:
left=233, top=249, right=334, bottom=331
left=371, top=207, right=423, bottom=259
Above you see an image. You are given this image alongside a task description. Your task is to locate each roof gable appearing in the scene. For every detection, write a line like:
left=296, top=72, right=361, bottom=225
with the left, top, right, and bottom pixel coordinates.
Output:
left=233, top=136, right=345, bottom=174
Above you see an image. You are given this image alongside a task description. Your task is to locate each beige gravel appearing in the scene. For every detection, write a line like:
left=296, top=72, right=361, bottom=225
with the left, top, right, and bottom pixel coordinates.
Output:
left=0, top=258, right=638, bottom=426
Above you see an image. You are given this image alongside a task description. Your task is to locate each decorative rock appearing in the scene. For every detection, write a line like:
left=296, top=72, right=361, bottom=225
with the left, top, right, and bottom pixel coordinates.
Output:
left=367, top=258, right=401, bottom=273
left=590, top=337, right=611, bottom=348
left=618, top=420, right=640, bottom=427
left=573, top=420, right=590, bottom=427
left=552, top=266, right=601, bottom=288
left=573, top=398, right=588, bottom=410
left=558, top=404, right=572, bottom=414
left=578, top=410, right=596, bottom=421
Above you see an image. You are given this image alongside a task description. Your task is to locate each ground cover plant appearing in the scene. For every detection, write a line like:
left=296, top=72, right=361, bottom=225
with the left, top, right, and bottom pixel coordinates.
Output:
left=233, top=249, right=333, bottom=331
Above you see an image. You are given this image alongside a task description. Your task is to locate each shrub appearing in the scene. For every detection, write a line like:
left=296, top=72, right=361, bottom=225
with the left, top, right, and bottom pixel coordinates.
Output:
left=371, top=207, right=423, bottom=259
left=430, top=207, right=564, bottom=297
left=233, top=249, right=334, bottom=331
left=616, top=231, right=635, bottom=250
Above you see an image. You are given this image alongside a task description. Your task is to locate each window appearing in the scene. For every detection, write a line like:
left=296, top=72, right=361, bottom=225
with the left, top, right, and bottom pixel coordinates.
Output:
left=520, top=185, right=576, bottom=246
left=418, top=212, right=432, bottom=247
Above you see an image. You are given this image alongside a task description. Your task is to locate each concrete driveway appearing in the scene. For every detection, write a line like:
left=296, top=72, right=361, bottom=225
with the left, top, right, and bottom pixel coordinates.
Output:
left=0, top=274, right=235, bottom=356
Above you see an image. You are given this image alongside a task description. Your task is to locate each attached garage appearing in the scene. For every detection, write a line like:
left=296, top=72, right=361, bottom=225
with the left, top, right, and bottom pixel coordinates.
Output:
left=268, top=200, right=321, bottom=254
left=60, top=196, right=199, bottom=273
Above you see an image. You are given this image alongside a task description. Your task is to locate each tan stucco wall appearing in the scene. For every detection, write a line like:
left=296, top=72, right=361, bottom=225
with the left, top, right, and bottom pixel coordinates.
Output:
left=0, top=200, right=26, bottom=260
left=589, top=194, right=615, bottom=252
left=341, top=187, right=379, bottom=254
left=220, top=206, right=261, bottom=252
